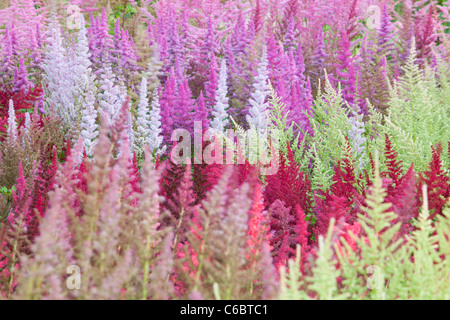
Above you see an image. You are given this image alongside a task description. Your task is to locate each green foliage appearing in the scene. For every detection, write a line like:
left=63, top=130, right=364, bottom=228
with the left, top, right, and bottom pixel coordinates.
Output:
left=383, top=39, right=450, bottom=172
left=306, top=73, right=352, bottom=189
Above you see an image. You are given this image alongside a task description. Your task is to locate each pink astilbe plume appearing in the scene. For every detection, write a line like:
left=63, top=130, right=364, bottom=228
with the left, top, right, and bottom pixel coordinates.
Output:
left=332, top=30, right=358, bottom=110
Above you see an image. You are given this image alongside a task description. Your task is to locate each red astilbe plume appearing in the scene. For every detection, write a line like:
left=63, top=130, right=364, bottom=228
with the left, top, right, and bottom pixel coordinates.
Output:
left=0, top=236, right=17, bottom=297
left=268, top=199, right=311, bottom=268
left=383, top=134, right=403, bottom=187
left=294, top=204, right=310, bottom=271
left=192, top=137, right=226, bottom=203
left=334, top=220, right=362, bottom=267
left=415, top=5, right=437, bottom=63
left=386, top=164, right=419, bottom=237
left=419, top=144, right=450, bottom=220
left=314, top=193, right=349, bottom=238
left=264, top=143, right=312, bottom=216
left=159, top=158, right=186, bottom=210
left=316, top=139, right=363, bottom=227
left=121, top=152, right=141, bottom=208
left=165, top=164, right=198, bottom=248
left=247, top=183, right=271, bottom=256
left=246, top=183, right=279, bottom=300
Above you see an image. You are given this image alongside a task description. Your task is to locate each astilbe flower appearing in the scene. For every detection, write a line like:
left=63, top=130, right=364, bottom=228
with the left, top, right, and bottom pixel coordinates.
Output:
left=160, top=68, right=177, bottom=144
left=183, top=166, right=272, bottom=299
left=148, top=90, right=166, bottom=156
left=284, top=14, right=297, bottom=51
left=13, top=140, right=84, bottom=300
left=332, top=30, right=358, bottom=111
left=246, top=47, right=270, bottom=137
left=264, top=144, right=312, bottom=216
left=7, top=100, right=18, bottom=143
left=164, top=164, right=197, bottom=249
left=97, top=60, right=127, bottom=127
left=377, top=4, right=399, bottom=77
left=415, top=5, right=437, bottom=64
left=0, top=26, right=18, bottom=87
left=135, top=77, right=152, bottom=155
left=42, top=15, right=79, bottom=127
left=76, top=15, right=99, bottom=156
left=348, top=114, right=366, bottom=169
left=13, top=58, right=31, bottom=93
left=419, top=144, right=450, bottom=220
left=266, top=32, right=285, bottom=89
left=204, top=53, right=219, bottom=108
left=383, top=134, right=403, bottom=187
left=310, top=28, right=329, bottom=94
left=386, top=164, right=419, bottom=237
left=174, top=75, right=195, bottom=134
left=194, top=91, right=210, bottom=130
left=210, top=58, right=230, bottom=135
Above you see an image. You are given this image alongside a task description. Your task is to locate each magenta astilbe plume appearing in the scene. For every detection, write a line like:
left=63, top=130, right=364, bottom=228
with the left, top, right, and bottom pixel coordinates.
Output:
left=377, top=4, right=399, bottom=76
left=195, top=91, right=210, bottom=129
left=253, top=0, right=264, bottom=34
left=284, top=14, right=297, bottom=51
left=160, top=68, right=177, bottom=143
left=1, top=27, right=16, bottom=87
left=92, top=7, right=114, bottom=65
left=204, top=54, right=219, bottom=108
left=332, top=30, right=358, bottom=110
left=201, top=17, right=217, bottom=61
left=310, top=28, right=329, bottom=93
left=13, top=58, right=31, bottom=93
left=165, top=7, right=184, bottom=74
left=175, top=75, right=195, bottom=134
left=266, top=32, right=285, bottom=89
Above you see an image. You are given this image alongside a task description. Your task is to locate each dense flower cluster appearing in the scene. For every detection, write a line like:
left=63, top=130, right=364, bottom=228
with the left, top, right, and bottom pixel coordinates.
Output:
left=0, top=0, right=449, bottom=300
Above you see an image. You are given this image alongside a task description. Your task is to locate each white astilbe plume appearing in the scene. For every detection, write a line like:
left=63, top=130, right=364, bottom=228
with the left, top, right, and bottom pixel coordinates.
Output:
left=42, top=15, right=77, bottom=127
left=348, top=113, right=366, bottom=170
left=98, top=61, right=126, bottom=126
left=210, top=58, right=230, bottom=134
left=135, top=77, right=151, bottom=155
left=7, top=99, right=18, bottom=142
left=81, top=88, right=98, bottom=157
left=144, top=44, right=163, bottom=93
left=247, top=47, right=270, bottom=137
left=21, top=112, right=32, bottom=146
left=24, top=112, right=31, bottom=134
left=148, top=93, right=166, bottom=155
left=76, top=15, right=99, bottom=156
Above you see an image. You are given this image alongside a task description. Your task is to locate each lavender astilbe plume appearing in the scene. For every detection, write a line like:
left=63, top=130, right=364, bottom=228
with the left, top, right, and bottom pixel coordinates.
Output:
left=310, top=28, right=329, bottom=95
left=148, top=231, right=175, bottom=300
left=98, top=59, right=127, bottom=126
left=348, top=113, right=367, bottom=170
left=13, top=58, right=31, bottom=93
left=144, top=44, right=163, bottom=93
left=284, top=14, right=297, bottom=51
left=247, top=47, right=270, bottom=137
left=7, top=100, right=18, bottom=143
left=75, top=15, right=99, bottom=156
left=210, top=58, right=230, bottom=135
left=377, top=4, right=399, bottom=77
left=148, top=90, right=166, bottom=156
left=135, top=77, right=151, bottom=156
left=0, top=26, right=16, bottom=87
left=42, top=15, right=78, bottom=127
